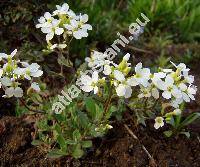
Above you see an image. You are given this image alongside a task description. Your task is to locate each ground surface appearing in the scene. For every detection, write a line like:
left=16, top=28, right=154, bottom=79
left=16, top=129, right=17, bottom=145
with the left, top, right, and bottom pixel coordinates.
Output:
left=0, top=115, right=199, bottom=167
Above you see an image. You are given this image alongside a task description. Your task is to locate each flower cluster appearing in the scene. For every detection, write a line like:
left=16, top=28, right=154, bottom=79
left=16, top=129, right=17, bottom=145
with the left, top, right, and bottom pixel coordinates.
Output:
left=36, top=3, right=92, bottom=49
left=0, top=50, right=43, bottom=98
left=79, top=51, right=197, bottom=129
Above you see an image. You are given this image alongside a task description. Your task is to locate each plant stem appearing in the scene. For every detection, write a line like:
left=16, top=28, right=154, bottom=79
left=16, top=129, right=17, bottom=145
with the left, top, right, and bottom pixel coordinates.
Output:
left=124, top=124, right=157, bottom=166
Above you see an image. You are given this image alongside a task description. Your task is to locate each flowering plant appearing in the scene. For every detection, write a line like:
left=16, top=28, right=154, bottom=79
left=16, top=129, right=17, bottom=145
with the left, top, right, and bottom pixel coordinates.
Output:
left=36, top=3, right=92, bottom=74
left=0, top=49, right=43, bottom=98
left=78, top=50, right=198, bottom=132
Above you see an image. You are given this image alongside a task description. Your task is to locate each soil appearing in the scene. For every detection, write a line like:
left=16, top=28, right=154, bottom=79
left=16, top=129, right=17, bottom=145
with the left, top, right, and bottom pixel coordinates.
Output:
left=0, top=115, right=199, bottom=167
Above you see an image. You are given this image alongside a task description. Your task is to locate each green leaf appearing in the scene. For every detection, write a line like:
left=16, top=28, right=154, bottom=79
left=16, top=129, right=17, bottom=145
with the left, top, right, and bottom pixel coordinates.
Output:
left=73, top=130, right=81, bottom=142
left=78, top=111, right=90, bottom=129
left=57, top=55, right=73, bottom=67
left=31, top=140, right=43, bottom=146
left=54, top=124, right=62, bottom=134
left=163, top=130, right=173, bottom=137
left=105, top=105, right=117, bottom=119
left=57, top=134, right=67, bottom=151
left=95, top=104, right=103, bottom=120
left=47, top=149, right=66, bottom=159
left=81, top=140, right=92, bottom=148
left=179, top=112, right=200, bottom=128
left=180, top=131, right=190, bottom=138
left=65, top=139, right=77, bottom=145
left=72, top=144, right=84, bottom=158
left=85, top=97, right=96, bottom=119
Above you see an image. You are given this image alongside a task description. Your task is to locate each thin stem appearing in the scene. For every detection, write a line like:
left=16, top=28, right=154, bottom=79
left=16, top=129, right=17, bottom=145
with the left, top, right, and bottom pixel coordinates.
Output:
left=103, top=88, right=113, bottom=118
left=124, top=124, right=157, bottom=166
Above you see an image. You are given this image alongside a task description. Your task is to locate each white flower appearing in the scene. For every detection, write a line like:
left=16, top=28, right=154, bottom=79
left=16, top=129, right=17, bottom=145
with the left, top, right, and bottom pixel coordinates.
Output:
left=53, top=3, right=69, bottom=15
left=24, top=63, right=43, bottom=79
left=36, top=12, right=54, bottom=28
left=0, top=49, right=17, bottom=60
left=80, top=71, right=99, bottom=94
left=154, top=117, right=164, bottom=129
left=181, top=85, right=197, bottom=102
left=171, top=62, right=189, bottom=73
left=183, top=71, right=194, bottom=84
left=5, top=87, right=23, bottom=98
left=129, top=63, right=150, bottom=87
left=31, top=82, right=40, bottom=92
left=41, top=19, right=64, bottom=41
left=114, top=70, right=125, bottom=82
left=85, top=51, right=107, bottom=68
left=64, top=14, right=92, bottom=39
left=115, top=84, right=132, bottom=98
left=170, top=98, right=183, bottom=108
left=158, top=75, right=182, bottom=99
left=1, top=77, right=12, bottom=86
left=151, top=72, right=166, bottom=86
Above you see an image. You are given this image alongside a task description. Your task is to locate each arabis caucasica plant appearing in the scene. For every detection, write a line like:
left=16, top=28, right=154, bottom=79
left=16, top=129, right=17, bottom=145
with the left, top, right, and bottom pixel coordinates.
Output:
left=79, top=51, right=197, bottom=131
left=36, top=3, right=92, bottom=75
left=36, top=3, right=92, bottom=50
left=0, top=49, right=43, bottom=98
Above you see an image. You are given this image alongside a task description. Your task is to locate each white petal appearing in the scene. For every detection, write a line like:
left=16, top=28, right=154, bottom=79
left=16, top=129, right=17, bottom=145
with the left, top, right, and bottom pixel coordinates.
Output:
left=116, top=84, right=126, bottom=97
left=14, top=87, right=23, bottom=97
left=46, top=32, right=54, bottom=41
left=31, top=70, right=43, bottom=77
left=182, top=92, right=190, bottom=102
left=41, top=27, right=52, bottom=34
left=58, top=44, right=67, bottom=49
left=81, top=24, right=92, bottom=30
left=55, top=27, right=64, bottom=35
left=93, top=86, right=98, bottom=94
left=154, top=123, right=160, bottom=129
left=162, top=91, right=171, bottom=99
left=1, top=77, right=12, bottom=86
left=80, top=75, right=92, bottom=85
left=44, top=12, right=52, bottom=20
left=81, top=85, right=93, bottom=92
left=135, top=63, right=142, bottom=73
left=38, top=16, right=46, bottom=23
left=124, top=86, right=132, bottom=98
left=92, top=71, right=99, bottom=83
left=123, top=53, right=130, bottom=61
left=11, top=49, right=17, bottom=57
left=179, top=83, right=187, bottom=91
left=80, top=14, right=88, bottom=23
left=114, top=70, right=125, bottom=82
left=127, top=77, right=138, bottom=86
left=165, top=75, right=174, bottom=86
left=5, top=87, right=14, bottom=97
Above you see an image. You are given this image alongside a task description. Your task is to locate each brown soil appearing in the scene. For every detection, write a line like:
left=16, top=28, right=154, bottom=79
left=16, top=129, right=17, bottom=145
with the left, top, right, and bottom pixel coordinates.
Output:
left=0, top=115, right=199, bottom=167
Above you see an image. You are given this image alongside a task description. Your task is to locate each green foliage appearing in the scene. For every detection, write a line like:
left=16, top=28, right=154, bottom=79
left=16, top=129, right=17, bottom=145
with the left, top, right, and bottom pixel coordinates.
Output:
left=128, top=0, right=200, bottom=42
left=165, top=112, right=200, bottom=138
left=34, top=96, right=115, bottom=158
